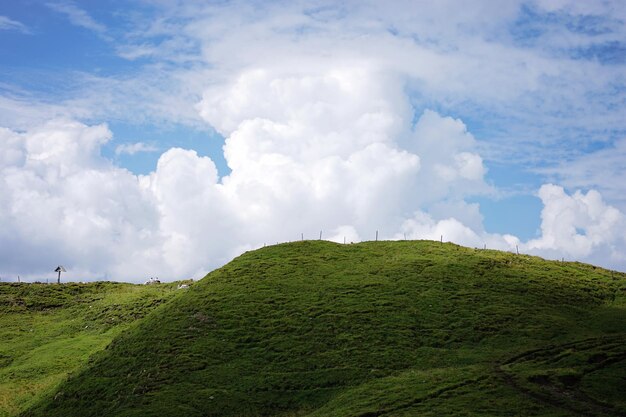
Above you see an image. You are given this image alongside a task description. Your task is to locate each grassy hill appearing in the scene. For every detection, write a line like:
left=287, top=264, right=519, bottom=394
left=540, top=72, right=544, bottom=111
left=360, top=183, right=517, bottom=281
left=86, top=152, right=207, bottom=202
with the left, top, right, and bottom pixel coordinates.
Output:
left=15, top=241, right=626, bottom=416
left=0, top=280, right=183, bottom=417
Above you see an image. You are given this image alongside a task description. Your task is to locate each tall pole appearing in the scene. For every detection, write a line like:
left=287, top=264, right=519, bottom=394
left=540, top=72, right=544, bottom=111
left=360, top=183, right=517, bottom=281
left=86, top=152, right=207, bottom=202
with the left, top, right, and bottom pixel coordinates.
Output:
left=57, top=270, right=61, bottom=284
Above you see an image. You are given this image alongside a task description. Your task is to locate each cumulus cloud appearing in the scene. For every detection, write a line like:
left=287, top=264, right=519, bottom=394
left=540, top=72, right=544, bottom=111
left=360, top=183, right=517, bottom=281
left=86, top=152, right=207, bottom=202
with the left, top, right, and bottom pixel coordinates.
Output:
left=0, top=96, right=488, bottom=281
left=0, top=121, right=164, bottom=280
left=2, top=56, right=622, bottom=280
left=1, top=1, right=626, bottom=281
left=407, top=110, right=491, bottom=206
left=197, top=64, right=493, bottom=237
left=525, top=184, right=625, bottom=263
left=396, top=211, right=520, bottom=251
left=1, top=114, right=625, bottom=282
left=195, top=65, right=423, bottom=245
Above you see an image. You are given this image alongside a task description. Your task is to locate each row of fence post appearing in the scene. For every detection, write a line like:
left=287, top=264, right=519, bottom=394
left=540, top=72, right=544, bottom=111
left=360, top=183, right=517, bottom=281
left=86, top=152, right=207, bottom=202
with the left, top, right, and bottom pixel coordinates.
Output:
left=267, top=232, right=571, bottom=262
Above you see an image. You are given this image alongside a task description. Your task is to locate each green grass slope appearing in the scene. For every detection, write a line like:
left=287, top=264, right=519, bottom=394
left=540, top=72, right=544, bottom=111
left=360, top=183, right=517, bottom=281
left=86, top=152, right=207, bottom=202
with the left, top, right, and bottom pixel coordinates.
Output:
left=0, top=281, right=182, bottom=417
left=22, top=241, right=626, bottom=417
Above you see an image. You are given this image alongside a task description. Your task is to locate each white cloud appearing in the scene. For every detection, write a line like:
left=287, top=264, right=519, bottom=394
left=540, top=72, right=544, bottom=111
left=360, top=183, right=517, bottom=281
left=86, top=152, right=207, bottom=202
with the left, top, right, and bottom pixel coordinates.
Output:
left=4, top=0, right=619, bottom=156
left=0, top=16, right=30, bottom=33
left=116, top=44, right=157, bottom=61
left=0, top=0, right=621, bottom=186
left=115, top=142, right=159, bottom=156
left=46, top=2, right=107, bottom=35
left=536, top=138, right=626, bottom=211
left=0, top=95, right=85, bottom=131
left=1, top=1, right=626, bottom=280
left=0, top=127, right=26, bottom=167
left=1, top=115, right=625, bottom=282
left=198, top=64, right=424, bottom=235
left=327, top=225, right=361, bottom=244
left=0, top=120, right=165, bottom=280
left=406, top=110, right=492, bottom=208
left=395, top=211, right=520, bottom=251
left=525, top=184, right=625, bottom=260
left=0, top=98, right=478, bottom=281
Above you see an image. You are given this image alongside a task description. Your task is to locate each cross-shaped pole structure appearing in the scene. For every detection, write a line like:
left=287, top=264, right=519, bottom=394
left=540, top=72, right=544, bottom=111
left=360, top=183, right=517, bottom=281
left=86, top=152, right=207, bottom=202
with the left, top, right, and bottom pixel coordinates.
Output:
left=54, top=266, right=66, bottom=284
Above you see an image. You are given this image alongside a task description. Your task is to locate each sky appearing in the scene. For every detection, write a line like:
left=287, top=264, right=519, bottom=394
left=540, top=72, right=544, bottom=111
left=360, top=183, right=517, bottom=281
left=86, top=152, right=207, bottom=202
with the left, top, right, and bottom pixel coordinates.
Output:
left=1, top=0, right=625, bottom=282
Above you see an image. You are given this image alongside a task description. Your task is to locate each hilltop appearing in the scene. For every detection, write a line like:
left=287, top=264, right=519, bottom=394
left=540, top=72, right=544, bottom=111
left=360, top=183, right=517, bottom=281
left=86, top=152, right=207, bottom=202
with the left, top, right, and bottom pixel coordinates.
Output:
left=14, top=241, right=626, bottom=416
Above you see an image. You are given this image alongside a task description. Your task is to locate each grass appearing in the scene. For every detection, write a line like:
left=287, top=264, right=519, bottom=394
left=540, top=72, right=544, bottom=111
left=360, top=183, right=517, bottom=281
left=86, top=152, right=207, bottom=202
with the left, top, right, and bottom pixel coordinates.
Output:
left=9, top=240, right=626, bottom=416
left=0, top=281, right=184, bottom=417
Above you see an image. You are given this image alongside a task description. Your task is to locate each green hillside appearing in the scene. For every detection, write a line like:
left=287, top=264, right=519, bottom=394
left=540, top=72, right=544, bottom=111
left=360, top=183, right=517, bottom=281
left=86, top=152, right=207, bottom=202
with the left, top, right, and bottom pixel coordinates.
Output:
left=0, top=281, right=182, bottom=417
left=19, top=241, right=626, bottom=416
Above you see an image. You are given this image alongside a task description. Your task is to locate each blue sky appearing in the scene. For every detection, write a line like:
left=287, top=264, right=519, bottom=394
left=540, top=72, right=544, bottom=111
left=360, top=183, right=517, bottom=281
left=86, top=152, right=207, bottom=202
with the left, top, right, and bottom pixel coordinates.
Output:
left=1, top=0, right=625, bottom=281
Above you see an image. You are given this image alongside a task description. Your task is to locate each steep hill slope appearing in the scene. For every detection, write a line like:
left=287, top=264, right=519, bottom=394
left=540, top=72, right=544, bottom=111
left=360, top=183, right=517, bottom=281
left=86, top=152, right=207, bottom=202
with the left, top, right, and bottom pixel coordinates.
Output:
left=0, top=281, right=182, bottom=417
left=23, top=241, right=626, bottom=416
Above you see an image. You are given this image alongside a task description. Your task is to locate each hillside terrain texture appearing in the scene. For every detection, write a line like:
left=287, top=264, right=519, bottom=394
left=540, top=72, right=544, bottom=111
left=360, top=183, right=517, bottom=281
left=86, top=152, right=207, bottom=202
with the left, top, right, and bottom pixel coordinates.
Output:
left=4, top=241, right=626, bottom=416
left=0, top=280, right=181, bottom=417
